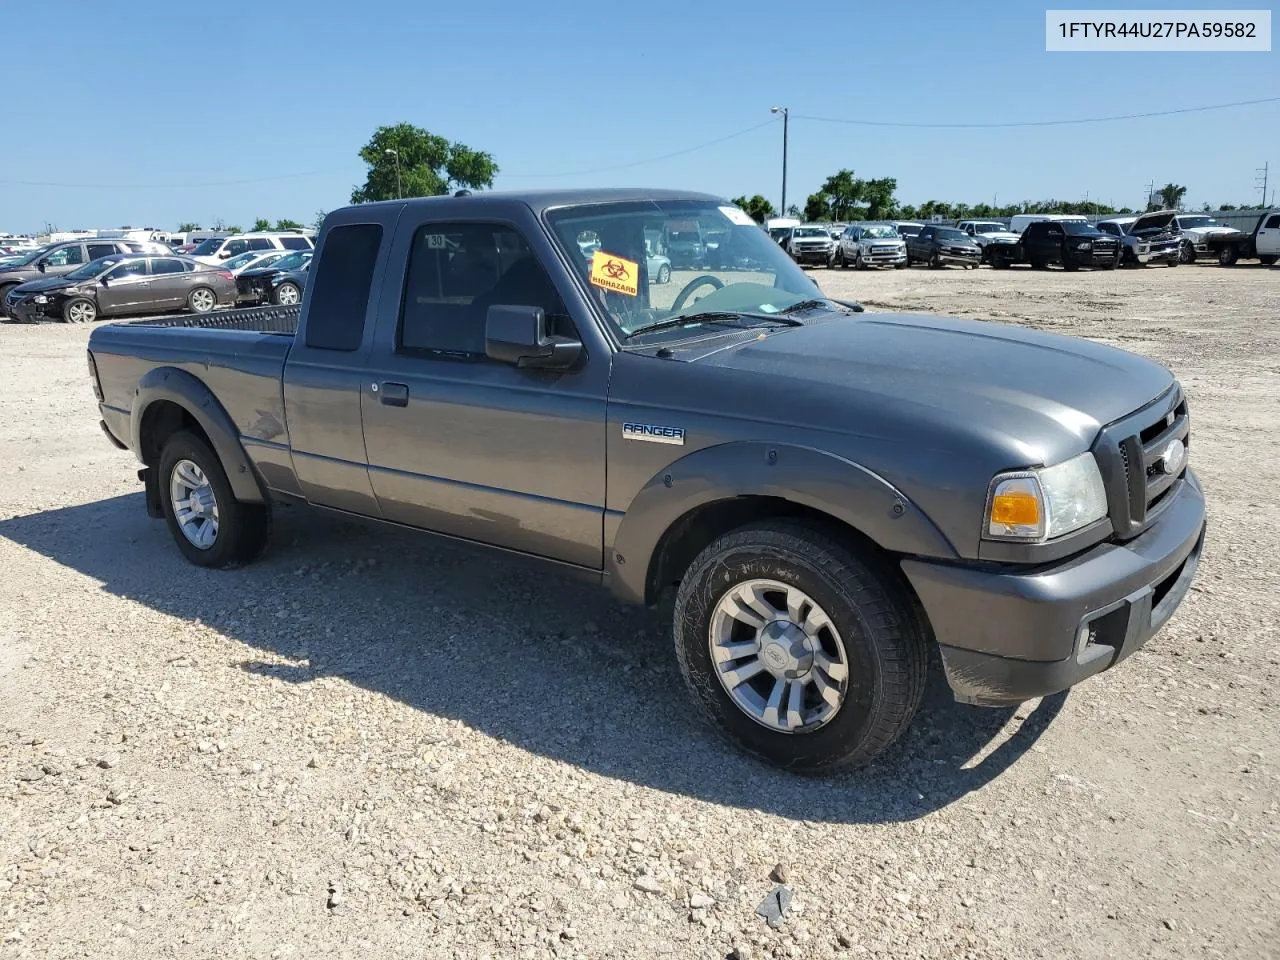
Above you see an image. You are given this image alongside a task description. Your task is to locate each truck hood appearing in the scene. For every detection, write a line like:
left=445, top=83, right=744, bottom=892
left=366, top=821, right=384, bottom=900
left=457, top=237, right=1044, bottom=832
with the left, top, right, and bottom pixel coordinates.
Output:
left=1181, top=224, right=1236, bottom=238
left=690, top=312, right=1173, bottom=465
left=977, top=230, right=1020, bottom=242
left=1131, top=211, right=1175, bottom=232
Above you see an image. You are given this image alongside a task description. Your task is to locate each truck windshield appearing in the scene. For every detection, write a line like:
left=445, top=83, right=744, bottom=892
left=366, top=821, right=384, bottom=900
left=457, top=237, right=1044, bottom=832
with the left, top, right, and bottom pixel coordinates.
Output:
left=792, top=227, right=828, bottom=238
left=861, top=225, right=898, bottom=239
left=971, top=223, right=1005, bottom=233
left=1177, top=216, right=1219, bottom=229
left=190, top=237, right=225, bottom=256
left=546, top=199, right=824, bottom=341
left=1062, top=221, right=1096, bottom=235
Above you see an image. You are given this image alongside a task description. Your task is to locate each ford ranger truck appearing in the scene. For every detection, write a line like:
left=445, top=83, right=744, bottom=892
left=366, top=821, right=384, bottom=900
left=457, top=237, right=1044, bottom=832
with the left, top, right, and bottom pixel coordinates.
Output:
left=86, top=189, right=1206, bottom=774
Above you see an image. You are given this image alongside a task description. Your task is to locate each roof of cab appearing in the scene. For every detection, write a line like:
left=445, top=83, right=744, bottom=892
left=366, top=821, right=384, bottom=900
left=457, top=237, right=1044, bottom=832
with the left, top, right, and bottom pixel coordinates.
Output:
left=344, top=188, right=728, bottom=216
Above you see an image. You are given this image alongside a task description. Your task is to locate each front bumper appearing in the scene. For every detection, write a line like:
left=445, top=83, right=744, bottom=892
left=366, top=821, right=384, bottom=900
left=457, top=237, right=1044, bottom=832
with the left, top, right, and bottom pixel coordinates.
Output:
left=4, top=296, right=57, bottom=322
left=936, top=250, right=981, bottom=266
left=862, top=249, right=907, bottom=266
left=902, top=470, right=1205, bottom=705
left=792, top=248, right=833, bottom=264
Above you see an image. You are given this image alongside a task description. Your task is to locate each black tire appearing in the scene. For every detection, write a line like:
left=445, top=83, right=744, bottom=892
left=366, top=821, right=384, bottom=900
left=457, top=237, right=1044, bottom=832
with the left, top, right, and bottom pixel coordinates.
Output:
left=835, top=249, right=846, bottom=270
left=991, top=256, right=1010, bottom=270
left=1260, top=255, right=1277, bottom=266
left=1166, top=257, right=1177, bottom=267
left=657, top=264, right=671, bottom=284
left=894, top=261, right=906, bottom=269
left=187, top=286, right=217, bottom=313
left=0, top=283, right=19, bottom=319
left=62, top=297, right=97, bottom=324
left=1030, top=258, right=1048, bottom=270
left=1179, top=241, right=1196, bottom=264
left=672, top=520, right=929, bottom=774
left=929, top=252, right=942, bottom=269
left=158, top=430, right=270, bottom=568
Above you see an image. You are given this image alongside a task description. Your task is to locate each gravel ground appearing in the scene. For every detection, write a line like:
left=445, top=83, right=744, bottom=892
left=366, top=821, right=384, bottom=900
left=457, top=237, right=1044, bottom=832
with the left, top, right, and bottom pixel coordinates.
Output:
left=2, top=262, right=1278, bottom=960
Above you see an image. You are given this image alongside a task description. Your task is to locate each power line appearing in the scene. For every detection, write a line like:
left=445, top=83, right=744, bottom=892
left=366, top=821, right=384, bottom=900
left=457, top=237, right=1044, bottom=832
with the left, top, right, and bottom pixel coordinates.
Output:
left=503, top=118, right=779, bottom=178
left=792, top=95, right=1280, bottom=129
left=0, top=167, right=360, bottom=190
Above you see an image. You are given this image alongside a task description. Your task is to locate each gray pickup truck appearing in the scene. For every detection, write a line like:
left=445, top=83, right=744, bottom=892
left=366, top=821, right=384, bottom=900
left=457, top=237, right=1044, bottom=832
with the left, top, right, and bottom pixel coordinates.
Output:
left=86, top=189, right=1206, bottom=773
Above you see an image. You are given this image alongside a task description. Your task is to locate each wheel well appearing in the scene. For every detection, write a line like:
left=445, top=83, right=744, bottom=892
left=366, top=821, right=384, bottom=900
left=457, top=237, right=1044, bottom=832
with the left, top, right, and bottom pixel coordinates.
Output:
left=139, top=400, right=212, bottom=466
left=645, top=495, right=886, bottom=607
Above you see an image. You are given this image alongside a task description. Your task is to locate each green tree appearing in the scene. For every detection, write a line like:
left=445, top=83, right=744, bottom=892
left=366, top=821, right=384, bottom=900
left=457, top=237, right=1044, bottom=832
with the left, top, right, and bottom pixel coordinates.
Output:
left=351, top=122, right=497, bottom=203
left=1154, top=183, right=1187, bottom=211
left=252, top=218, right=272, bottom=232
left=176, top=221, right=201, bottom=232
left=226, top=226, right=243, bottom=234
left=1219, top=203, right=1237, bottom=211
left=729, top=194, right=776, bottom=223
left=819, top=169, right=865, bottom=220
left=862, top=177, right=898, bottom=219
left=312, top=210, right=328, bottom=233
left=803, top=192, right=832, bottom=222
left=274, top=218, right=305, bottom=231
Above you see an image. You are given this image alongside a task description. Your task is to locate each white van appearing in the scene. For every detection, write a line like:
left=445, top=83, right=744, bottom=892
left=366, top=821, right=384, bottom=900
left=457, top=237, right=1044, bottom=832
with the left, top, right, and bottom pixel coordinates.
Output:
left=189, top=231, right=315, bottom=265
left=764, top=217, right=801, bottom=246
left=1008, top=213, right=1089, bottom=235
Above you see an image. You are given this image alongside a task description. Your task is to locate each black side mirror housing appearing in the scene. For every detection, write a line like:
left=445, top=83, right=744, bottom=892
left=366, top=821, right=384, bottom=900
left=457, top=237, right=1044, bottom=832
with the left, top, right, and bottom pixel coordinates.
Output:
left=37, top=261, right=46, bottom=272
left=485, top=305, right=581, bottom=370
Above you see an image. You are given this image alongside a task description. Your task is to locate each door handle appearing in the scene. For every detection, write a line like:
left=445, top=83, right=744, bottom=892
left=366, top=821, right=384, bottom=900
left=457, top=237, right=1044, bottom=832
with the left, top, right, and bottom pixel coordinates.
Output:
left=377, top=382, right=409, bottom=407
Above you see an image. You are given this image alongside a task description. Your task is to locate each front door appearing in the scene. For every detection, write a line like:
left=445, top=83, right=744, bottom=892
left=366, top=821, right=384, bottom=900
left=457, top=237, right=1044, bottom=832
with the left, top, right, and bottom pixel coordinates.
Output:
left=39, top=243, right=87, bottom=278
left=1257, top=213, right=1280, bottom=257
left=98, top=259, right=150, bottom=314
left=359, top=216, right=608, bottom=569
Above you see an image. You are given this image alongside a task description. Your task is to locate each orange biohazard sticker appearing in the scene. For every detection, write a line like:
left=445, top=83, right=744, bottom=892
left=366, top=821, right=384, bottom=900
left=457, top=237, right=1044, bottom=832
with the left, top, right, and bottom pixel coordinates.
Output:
left=589, top=251, right=639, bottom=297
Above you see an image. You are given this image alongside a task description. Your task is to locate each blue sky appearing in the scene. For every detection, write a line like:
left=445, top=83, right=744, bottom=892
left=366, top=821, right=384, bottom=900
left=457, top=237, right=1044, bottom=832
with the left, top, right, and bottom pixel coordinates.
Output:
left=2, top=1, right=1275, bottom=232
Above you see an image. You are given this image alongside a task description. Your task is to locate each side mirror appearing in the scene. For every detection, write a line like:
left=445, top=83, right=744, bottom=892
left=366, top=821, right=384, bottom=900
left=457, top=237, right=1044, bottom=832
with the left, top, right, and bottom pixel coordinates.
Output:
left=218, top=250, right=232, bottom=259
left=37, top=261, right=46, bottom=272
left=485, top=305, right=581, bottom=370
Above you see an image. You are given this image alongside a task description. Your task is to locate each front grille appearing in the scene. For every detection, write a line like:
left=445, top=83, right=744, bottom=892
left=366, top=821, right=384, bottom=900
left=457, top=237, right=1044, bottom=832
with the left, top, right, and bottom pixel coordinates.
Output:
left=1093, top=386, right=1190, bottom=539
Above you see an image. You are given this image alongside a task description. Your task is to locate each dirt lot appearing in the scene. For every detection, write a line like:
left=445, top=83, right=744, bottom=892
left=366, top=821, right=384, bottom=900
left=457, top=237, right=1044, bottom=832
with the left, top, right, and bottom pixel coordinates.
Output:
left=1, top=263, right=1277, bottom=960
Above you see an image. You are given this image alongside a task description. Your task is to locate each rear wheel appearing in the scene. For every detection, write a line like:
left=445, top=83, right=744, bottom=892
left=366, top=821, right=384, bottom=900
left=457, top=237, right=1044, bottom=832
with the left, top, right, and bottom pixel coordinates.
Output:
left=187, top=286, right=216, bottom=313
left=657, top=264, right=671, bottom=284
left=672, top=520, right=928, bottom=773
left=1218, top=247, right=1239, bottom=266
left=63, top=298, right=97, bottom=324
left=158, top=430, right=270, bottom=568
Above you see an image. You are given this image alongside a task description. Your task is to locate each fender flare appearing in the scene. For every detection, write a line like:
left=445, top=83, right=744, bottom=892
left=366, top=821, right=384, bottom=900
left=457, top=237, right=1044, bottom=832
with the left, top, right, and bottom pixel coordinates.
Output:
left=130, top=366, right=266, bottom=504
left=607, top=441, right=958, bottom=605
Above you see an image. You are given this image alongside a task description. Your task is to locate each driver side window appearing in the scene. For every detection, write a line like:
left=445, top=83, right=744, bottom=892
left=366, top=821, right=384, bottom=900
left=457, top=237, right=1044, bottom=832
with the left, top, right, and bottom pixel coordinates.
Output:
left=108, top=260, right=148, bottom=280
left=44, top=246, right=84, bottom=267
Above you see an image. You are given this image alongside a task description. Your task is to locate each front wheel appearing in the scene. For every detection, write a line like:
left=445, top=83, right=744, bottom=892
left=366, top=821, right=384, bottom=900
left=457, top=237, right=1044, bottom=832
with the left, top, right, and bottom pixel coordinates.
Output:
left=672, top=520, right=928, bottom=773
left=273, top=282, right=301, bottom=306
left=929, top=252, right=942, bottom=269
left=0, top=283, right=17, bottom=318
left=158, top=430, right=270, bottom=568
left=63, top=298, right=97, bottom=324
left=656, top=264, right=671, bottom=284
left=1180, top=241, right=1196, bottom=264
left=1259, top=255, right=1277, bottom=266
left=187, top=286, right=217, bottom=313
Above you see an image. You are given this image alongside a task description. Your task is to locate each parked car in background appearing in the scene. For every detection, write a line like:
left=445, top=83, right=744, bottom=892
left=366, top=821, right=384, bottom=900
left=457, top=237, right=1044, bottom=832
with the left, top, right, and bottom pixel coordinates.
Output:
left=3, top=254, right=235, bottom=323
left=833, top=222, right=907, bottom=269
left=764, top=217, right=800, bottom=246
left=957, top=220, right=1022, bottom=266
left=1096, top=213, right=1180, bottom=267
left=235, top=250, right=312, bottom=305
left=1008, top=213, right=1089, bottom=235
left=189, top=231, right=314, bottom=265
left=785, top=224, right=836, bottom=265
left=1203, top=208, right=1280, bottom=265
left=0, top=238, right=170, bottom=316
left=1168, top=213, right=1238, bottom=263
left=1020, top=219, right=1120, bottom=270
left=906, top=225, right=981, bottom=268
left=0, top=235, right=39, bottom=252
left=222, top=250, right=289, bottom=277
left=890, top=220, right=924, bottom=243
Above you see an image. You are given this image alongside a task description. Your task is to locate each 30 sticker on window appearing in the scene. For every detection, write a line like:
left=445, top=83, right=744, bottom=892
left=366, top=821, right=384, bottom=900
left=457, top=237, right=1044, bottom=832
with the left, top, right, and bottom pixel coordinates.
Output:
left=424, top=234, right=448, bottom=250
left=719, top=206, right=756, bottom=226
left=589, top=251, right=639, bottom=297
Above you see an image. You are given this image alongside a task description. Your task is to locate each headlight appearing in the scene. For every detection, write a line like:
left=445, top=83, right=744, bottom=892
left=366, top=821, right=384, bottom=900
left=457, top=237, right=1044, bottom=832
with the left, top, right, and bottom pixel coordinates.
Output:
left=1075, top=241, right=1092, bottom=250
left=33, top=294, right=48, bottom=303
left=986, top=452, right=1108, bottom=542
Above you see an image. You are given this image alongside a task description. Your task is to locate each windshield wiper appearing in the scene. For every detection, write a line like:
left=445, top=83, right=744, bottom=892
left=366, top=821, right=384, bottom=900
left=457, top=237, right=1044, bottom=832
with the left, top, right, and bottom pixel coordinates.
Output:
left=623, top=311, right=802, bottom=340
left=779, top=297, right=865, bottom=315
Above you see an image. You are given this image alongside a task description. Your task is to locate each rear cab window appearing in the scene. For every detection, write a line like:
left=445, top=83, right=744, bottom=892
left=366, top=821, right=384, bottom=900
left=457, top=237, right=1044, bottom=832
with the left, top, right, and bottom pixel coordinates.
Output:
left=304, top=224, right=383, bottom=351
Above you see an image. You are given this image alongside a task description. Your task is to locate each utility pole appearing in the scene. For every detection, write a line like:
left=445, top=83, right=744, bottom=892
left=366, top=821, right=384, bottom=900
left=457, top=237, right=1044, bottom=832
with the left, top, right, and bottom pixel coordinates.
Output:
left=384, top=148, right=402, bottom=200
left=1257, top=162, right=1269, bottom=208
left=1145, top=179, right=1155, bottom=211
left=771, top=106, right=789, bottom=217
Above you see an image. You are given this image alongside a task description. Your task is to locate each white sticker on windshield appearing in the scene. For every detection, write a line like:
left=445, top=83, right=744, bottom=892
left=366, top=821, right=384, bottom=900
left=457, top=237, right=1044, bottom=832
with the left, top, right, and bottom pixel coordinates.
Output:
left=425, top=234, right=447, bottom=250
left=758, top=303, right=779, bottom=313
left=719, top=206, right=755, bottom=227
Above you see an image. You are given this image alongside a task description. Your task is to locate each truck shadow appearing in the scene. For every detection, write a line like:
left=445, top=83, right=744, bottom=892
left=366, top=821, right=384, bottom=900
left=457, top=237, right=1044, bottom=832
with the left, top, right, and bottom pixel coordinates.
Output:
left=0, top=493, right=1066, bottom=825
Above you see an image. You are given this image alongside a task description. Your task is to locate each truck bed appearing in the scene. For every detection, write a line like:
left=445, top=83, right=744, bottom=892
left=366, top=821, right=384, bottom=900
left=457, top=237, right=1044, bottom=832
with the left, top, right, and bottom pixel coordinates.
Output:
left=89, top=305, right=300, bottom=462
left=125, top=303, right=300, bottom=334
